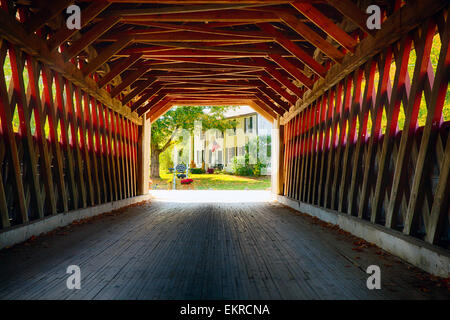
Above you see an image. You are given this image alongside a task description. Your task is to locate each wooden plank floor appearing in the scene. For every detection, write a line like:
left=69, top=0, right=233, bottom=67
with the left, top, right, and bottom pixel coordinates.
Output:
left=0, top=193, right=448, bottom=300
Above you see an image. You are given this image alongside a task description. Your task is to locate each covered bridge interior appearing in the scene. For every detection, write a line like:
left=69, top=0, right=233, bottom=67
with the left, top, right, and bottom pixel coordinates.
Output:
left=0, top=0, right=448, bottom=299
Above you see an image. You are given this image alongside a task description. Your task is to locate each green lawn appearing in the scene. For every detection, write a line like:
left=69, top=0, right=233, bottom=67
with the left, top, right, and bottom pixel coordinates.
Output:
left=151, top=172, right=271, bottom=190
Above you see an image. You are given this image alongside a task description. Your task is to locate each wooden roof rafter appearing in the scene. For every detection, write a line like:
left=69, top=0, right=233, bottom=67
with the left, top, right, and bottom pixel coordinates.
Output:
left=4, top=0, right=410, bottom=122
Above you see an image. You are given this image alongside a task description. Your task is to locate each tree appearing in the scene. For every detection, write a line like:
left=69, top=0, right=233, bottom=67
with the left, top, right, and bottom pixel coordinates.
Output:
left=151, top=106, right=235, bottom=179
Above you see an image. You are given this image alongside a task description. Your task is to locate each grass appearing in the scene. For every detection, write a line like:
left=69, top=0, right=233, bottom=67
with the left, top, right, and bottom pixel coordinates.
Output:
left=151, top=171, right=271, bottom=190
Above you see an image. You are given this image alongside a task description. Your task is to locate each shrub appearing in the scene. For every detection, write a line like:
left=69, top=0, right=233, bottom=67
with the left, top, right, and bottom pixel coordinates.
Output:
left=231, top=156, right=266, bottom=177
left=252, top=161, right=266, bottom=177
left=190, top=168, right=205, bottom=174
left=232, top=157, right=254, bottom=176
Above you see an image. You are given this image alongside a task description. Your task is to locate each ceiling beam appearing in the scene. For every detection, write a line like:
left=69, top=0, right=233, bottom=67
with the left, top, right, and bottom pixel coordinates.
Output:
left=291, top=2, right=357, bottom=53
left=252, top=57, right=304, bottom=97
left=97, top=54, right=142, bottom=88
left=63, top=16, right=121, bottom=61
left=130, top=83, right=165, bottom=112
left=134, top=22, right=272, bottom=39
left=121, top=77, right=156, bottom=105
left=102, top=31, right=272, bottom=42
left=104, top=3, right=278, bottom=16
left=48, top=1, right=111, bottom=51
left=110, top=67, right=150, bottom=98
left=148, top=99, right=175, bottom=123
left=121, top=10, right=280, bottom=23
left=81, top=36, right=134, bottom=76
left=145, top=56, right=261, bottom=68
left=26, top=0, right=74, bottom=33
left=141, top=42, right=284, bottom=55
left=269, top=54, right=315, bottom=89
left=128, top=48, right=270, bottom=57
left=249, top=99, right=277, bottom=121
left=258, top=86, right=290, bottom=111
left=107, top=1, right=292, bottom=2
left=138, top=94, right=169, bottom=116
left=254, top=92, right=285, bottom=115
left=257, top=23, right=327, bottom=77
left=324, top=0, right=376, bottom=37
left=274, top=14, right=345, bottom=62
left=259, top=75, right=297, bottom=105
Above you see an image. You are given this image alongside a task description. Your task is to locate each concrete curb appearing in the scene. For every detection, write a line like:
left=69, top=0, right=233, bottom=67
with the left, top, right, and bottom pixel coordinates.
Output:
left=0, top=194, right=152, bottom=250
left=276, top=195, right=450, bottom=278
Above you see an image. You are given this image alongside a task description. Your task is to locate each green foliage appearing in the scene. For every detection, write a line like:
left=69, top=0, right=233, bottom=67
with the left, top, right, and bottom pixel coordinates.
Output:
left=151, top=106, right=236, bottom=153
left=232, top=156, right=254, bottom=176
left=159, top=144, right=174, bottom=172
left=230, top=135, right=270, bottom=177
left=150, top=106, right=236, bottom=179
left=189, top=168, right=206, bottom=174
left=252, top=161, right=267, bottom=177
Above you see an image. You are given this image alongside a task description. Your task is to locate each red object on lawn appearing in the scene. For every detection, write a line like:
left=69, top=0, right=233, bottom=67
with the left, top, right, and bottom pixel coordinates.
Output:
left=181, top=179, right=194, bottom=184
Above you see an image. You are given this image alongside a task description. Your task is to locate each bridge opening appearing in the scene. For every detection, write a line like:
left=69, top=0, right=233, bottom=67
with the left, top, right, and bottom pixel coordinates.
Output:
left=0, top=0, right=448, bottom=300
left=148, top=104, right=273, bottom=192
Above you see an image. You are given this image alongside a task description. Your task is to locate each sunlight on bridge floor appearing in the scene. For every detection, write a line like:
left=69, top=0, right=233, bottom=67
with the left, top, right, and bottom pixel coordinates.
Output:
left=149, top=190, right=273, bottom=203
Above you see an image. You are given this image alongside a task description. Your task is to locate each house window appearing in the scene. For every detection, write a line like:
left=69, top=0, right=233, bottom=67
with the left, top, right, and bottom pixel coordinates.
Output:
left=218, top=150, right=223, bottom=164
left=209, top=150, right=212, bottom=162
left=229, top=126, right=236, bottom=136
left=244, top=117, right=253, bottom=133
left=228, top=148, right=235, bottom=162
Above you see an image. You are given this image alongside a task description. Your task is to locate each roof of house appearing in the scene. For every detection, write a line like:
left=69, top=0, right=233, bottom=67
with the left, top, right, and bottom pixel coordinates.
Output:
left=223, top=106, right=257, bottom=119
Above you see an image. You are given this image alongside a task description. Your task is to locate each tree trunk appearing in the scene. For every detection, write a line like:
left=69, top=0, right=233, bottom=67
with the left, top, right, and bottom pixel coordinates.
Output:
left=151, top=147, right=161, bottom=179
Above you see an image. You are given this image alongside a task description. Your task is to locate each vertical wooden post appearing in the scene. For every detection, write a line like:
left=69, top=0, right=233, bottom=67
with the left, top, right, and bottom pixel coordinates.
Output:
left=271, top=116, right=282, bottom=195
left=138, top=116, right=151, bottom=195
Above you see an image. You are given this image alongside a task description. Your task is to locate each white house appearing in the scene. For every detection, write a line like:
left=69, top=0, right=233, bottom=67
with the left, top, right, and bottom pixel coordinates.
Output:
left=192, top=106, right=272, bottom=175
